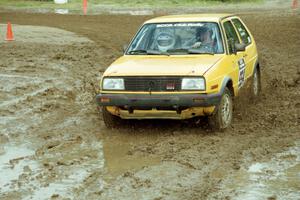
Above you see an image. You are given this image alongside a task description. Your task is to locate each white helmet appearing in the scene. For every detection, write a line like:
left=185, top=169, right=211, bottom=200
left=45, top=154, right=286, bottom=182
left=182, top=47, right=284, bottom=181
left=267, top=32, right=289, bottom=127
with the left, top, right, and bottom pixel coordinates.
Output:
left=156, top=32, right=175, bottom=52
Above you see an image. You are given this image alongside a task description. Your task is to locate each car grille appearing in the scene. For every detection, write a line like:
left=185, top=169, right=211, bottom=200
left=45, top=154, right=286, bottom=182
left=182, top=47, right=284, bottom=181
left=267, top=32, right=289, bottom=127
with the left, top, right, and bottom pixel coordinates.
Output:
left=124, top=76, right=182, bottom=91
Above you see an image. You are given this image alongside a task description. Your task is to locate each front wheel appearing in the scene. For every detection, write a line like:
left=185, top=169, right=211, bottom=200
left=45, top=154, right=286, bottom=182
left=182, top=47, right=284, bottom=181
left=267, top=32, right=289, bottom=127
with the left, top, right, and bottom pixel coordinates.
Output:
left=208, top=88, right=233, bottom=131
left=102, top=107, right=124, bottom=128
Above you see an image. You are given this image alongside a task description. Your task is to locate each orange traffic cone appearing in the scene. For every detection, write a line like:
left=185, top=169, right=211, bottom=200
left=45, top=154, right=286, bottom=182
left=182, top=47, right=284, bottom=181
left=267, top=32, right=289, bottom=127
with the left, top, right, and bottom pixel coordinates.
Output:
left=292, top=0, right=298, bottom=9
left=83, top=0, right=87, bottom=15
left=6, top=22, right=14, bottom=41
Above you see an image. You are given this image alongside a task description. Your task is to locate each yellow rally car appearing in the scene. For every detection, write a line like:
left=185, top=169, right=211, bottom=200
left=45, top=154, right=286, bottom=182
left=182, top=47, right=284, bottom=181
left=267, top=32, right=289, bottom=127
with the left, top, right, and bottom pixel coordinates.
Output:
left=96, top=14, right=261, bottom=130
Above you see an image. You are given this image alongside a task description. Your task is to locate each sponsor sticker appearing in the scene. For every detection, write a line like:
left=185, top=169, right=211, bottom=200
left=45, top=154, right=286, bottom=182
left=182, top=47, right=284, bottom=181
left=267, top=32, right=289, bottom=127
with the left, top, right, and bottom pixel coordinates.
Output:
left=166, top=82, right=175, bottom=90
left=157, top=23, right=204, bottom=28
left=238, top=58, right=246, bottom=88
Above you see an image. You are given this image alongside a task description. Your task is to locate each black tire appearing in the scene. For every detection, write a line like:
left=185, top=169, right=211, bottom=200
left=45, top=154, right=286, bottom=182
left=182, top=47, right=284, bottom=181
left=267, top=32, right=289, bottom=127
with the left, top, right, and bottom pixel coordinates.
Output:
left=208, top=88, right=233, bottom=131
left=250, top=67, right=261, bottom=99
left=102, top=107, right=123, bottom=128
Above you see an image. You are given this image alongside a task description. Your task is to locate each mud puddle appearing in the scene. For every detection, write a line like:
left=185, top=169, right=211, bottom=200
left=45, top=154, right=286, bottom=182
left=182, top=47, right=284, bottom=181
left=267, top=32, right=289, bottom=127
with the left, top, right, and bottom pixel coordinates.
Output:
left=102, top=131, right=162, bottom=181
left=0, top=24, right=163, bottom=199
left=0, top=10, right=299, bottom=199
left=108, top=10, right=154, bottom=15
left=221, top=142, right=300, bottom=200
left=54, top=9, right=69, bottom=14
left=0, top=143, right=38, bottom=193
left=0, top=140, right=105, bottom=199
left=0, top=24, right=92, bottom=44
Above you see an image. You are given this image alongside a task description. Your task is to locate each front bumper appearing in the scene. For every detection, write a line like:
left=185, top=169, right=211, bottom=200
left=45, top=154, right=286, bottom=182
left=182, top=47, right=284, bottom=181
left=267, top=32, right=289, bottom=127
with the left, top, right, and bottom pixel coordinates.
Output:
left=96, top=93, right=221, bottom=108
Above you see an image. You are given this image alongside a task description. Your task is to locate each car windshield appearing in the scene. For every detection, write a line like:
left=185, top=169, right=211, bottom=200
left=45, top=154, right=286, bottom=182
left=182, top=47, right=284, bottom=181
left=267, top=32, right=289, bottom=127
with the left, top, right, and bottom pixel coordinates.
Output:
left=126, top=22, right=224, bottom=55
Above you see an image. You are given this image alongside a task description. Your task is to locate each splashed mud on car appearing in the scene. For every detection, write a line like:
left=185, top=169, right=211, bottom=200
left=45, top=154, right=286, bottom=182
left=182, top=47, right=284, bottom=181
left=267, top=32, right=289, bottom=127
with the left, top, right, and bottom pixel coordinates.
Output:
left=0, top=8, right=299, bottom=199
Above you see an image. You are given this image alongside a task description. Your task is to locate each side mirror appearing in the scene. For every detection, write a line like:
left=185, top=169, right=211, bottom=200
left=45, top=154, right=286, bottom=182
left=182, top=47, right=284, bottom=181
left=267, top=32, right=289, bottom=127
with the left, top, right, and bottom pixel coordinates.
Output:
left=235, top=43, right=246, bottom=52
left=228, top=38, right=246, bottom=54
left=122, top=44, right=128, bottom=54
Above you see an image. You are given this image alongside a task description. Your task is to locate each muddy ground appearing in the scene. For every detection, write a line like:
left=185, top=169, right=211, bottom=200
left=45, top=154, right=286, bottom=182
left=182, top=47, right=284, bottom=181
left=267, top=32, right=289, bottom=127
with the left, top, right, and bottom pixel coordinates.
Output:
left=0, top=7, right=299, bottom=200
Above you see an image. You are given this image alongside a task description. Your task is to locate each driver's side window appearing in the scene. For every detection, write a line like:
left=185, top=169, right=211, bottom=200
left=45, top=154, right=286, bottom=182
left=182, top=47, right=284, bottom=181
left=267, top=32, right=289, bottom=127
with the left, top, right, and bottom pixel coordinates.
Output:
left=223, top=21, right=240, bottom=54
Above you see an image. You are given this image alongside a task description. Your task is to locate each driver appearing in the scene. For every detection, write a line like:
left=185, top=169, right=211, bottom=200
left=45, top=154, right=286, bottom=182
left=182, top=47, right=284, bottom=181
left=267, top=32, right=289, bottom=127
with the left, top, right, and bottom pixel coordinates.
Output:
left=183, top=26, right=215, bottom=52
left=193, top=26, right=214, bottom=48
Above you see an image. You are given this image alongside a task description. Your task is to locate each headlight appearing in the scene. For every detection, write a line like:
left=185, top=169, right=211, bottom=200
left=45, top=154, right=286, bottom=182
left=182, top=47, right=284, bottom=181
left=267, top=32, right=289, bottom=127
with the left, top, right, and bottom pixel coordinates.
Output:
left=181, top=77, right=205, bottom=90
left=102, top=78, right=124, bottom=90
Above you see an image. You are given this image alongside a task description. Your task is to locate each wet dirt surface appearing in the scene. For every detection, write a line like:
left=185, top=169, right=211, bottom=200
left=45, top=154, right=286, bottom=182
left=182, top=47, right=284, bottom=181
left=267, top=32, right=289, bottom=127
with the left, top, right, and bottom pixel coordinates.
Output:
left=0, top=8, right=299, bottom=200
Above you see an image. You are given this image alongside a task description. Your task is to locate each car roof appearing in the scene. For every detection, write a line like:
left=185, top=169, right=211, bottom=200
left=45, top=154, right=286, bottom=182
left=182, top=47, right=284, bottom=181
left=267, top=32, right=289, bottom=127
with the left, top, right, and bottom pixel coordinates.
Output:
left=144, top=13, right=235, bottom=24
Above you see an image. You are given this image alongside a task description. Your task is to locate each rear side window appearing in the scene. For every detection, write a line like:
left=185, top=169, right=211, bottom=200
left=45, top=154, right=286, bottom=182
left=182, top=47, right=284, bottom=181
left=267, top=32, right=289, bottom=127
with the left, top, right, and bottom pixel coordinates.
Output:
left=223, top=21, right=239, bottom=53
left=232, top=18, right=251, bottom=45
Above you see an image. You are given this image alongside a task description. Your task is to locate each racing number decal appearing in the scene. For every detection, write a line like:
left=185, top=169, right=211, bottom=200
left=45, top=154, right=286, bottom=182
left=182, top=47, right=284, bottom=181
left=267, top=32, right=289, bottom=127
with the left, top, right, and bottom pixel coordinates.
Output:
left=238, top=58, right=246, bottom=88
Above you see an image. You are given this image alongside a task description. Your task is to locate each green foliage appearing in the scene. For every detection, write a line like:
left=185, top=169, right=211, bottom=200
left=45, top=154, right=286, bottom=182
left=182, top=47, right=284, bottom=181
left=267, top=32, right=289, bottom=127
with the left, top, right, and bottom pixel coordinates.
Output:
left=0, top=0, right=264, bottom=9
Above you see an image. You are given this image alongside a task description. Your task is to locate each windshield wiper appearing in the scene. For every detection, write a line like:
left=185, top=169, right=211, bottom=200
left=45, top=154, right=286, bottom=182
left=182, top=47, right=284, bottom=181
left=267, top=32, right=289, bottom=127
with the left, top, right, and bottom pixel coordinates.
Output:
left=128, top=49, right=169, bottom=56
left=147, top=50, right=170, bottom=56
left=187, top=49, right=214, bottom=55
left=167, top=48, right=189, bottom=53
left=166, top=48, right=214, bottom=55
left=128, top=49, right=148, bottom=55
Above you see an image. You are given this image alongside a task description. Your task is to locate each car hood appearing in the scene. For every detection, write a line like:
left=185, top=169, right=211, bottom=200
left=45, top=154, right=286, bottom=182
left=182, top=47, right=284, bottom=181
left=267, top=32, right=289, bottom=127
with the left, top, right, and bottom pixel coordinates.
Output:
left=103, top=55, right=223, bottom=76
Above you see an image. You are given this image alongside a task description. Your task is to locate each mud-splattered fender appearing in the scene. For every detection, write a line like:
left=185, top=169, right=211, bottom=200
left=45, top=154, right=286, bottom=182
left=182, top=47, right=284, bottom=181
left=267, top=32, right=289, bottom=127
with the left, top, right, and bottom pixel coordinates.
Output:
left=250, top=57, right=260, bottom=77
left=219, top=76, right=235, bottom=96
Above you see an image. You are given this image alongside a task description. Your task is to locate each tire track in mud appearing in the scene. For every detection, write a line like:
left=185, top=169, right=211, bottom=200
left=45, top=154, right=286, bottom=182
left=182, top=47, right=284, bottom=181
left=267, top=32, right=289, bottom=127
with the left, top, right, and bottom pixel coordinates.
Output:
left=0, top=10, right=299, bottom=200
left=0, top=26, right=107, bottom=199
left=96, top=11, right=300, bottom=200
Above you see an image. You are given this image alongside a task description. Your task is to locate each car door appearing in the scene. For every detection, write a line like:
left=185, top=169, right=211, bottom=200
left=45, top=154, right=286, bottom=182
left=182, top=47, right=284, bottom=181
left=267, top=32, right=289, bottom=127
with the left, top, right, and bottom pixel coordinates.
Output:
left=222, top=19, right=247, bottom=91
left=231, top=17, right=257, bottom=80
